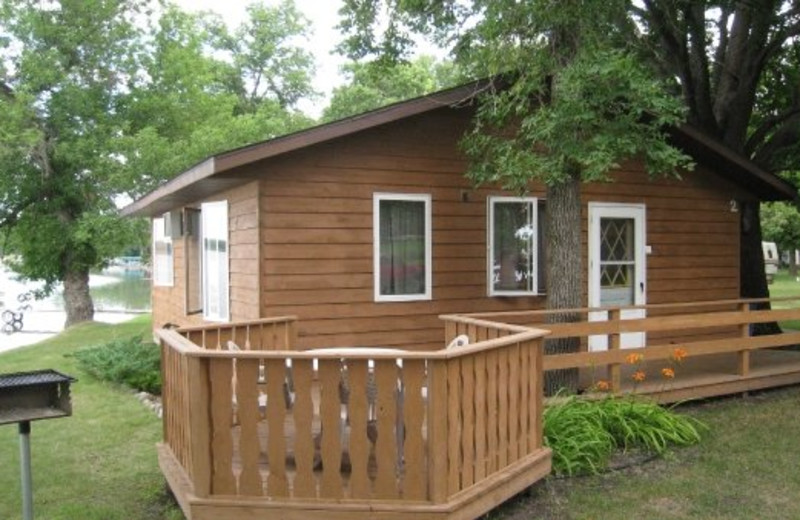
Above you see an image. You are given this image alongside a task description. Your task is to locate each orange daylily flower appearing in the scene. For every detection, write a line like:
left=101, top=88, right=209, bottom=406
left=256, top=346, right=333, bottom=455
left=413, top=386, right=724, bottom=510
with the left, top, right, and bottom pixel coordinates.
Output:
left=625, top=353, right=644, bottom=365
left=595, top=380, right=610, bottom=392
left=661, top=367, right=675, bottom=379
left=672, top=348, right=688, bottom=362
left=632, top=370, right=646, bottom=382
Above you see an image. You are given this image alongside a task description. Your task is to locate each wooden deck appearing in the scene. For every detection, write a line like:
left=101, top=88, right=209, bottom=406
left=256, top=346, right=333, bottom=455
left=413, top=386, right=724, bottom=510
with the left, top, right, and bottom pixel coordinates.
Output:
left=158, top=316, right=552, bottom=520
left=156, top=299, right=800, bottom=519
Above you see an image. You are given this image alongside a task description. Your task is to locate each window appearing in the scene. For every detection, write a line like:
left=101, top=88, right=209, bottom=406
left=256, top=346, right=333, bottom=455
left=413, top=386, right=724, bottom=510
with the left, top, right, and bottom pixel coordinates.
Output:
left=488, top=197, right=546, bottom=296
left=201, top=201, right=229, bottom=321
left=152, top=217, right=173, bottom=286
left=184, top=207, right=203, bottom=315
left=374, top=193, right=432, bottom=301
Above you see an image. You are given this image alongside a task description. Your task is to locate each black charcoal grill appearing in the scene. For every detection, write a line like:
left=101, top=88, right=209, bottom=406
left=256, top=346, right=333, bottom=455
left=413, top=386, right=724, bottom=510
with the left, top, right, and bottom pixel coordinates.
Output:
left=0, top=369, right=76, bottom=520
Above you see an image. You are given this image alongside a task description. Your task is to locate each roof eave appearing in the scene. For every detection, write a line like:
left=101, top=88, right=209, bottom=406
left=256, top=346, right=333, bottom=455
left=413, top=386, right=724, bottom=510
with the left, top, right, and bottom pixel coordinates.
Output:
left=670, top=124, right=797, bottom=202
left=121, top=157, right=216, bottom=217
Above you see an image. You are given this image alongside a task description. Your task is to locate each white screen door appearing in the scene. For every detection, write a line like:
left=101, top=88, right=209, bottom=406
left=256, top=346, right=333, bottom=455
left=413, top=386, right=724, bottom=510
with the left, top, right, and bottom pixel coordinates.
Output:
left=588, top=203, right=646, bottom=351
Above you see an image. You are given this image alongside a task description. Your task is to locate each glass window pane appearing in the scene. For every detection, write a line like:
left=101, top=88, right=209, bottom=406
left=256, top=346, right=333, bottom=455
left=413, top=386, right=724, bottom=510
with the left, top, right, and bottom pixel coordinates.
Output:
left=492, top=201, right=533, bottom=292
left=379, top=199, right=426, bottom=296
left=600, top=218, right=633, bottom=261
left=201, top=201, right=228, bottom=321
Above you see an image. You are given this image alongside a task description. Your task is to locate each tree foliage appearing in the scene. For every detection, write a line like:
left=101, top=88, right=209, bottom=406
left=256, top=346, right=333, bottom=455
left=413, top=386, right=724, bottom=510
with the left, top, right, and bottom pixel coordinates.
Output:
left=762, top=201, right=800, bottom=253
left=117, top=3, right=315, bottom=199
left=323, top=56, right=459, bottom=121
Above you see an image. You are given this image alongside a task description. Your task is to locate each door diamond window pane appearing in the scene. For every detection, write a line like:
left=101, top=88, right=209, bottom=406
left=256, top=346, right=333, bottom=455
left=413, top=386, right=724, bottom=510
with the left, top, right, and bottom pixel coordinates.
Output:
left=599, top=217, right=636, bottom=306
left=601, top=218, right=633, bottom=261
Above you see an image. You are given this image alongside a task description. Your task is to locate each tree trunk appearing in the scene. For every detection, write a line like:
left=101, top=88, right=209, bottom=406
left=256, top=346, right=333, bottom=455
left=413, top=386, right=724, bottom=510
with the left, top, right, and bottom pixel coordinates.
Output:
left=790, top=247, right=797, bottom=278
left=63, top=265, right=94, bottom=327
left=544, top=170, right=582, bottom=395
left=740, top=200, right=781, bottom=335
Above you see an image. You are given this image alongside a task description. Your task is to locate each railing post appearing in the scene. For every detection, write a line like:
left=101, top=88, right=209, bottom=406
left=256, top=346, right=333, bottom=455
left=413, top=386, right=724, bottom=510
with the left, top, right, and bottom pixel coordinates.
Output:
left=738, top=302, right=750, bottom=377
left=287, top=319, right=298, bottom=350
left=427, top=359, right=449, bottom=504
left=444, top=318, right=457, bottom=346
left=608, top=308, right=622, bottom=393
left=186, top=355, right=212, bottom=498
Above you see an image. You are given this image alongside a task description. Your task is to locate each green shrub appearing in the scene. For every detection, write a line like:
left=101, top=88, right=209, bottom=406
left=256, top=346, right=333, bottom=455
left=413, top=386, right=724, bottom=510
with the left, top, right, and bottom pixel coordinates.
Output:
left=544, top=395, right=705, bottom=476
left=74, top=336, right=161, bottom=394
left=598, top=397, right=705, bottom=454
left=544, top=396, right=616, bottom=476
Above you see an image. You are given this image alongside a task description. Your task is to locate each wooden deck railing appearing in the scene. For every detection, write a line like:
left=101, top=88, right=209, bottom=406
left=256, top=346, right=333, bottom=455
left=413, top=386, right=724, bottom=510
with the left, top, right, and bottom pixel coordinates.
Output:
left=467, top=298, right=800, bottom=396
left=178, top=316, right=299, bottom=351
left=157, top=315, right=550, bottom=512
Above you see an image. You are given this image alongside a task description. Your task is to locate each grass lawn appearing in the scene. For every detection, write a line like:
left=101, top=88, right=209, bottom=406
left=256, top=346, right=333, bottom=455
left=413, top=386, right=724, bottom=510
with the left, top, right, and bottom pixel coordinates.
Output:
left=769, top=269, right=800, bottom=301
left=495, top=386, right=800, bottom=519
left=0, top=316, right=181, bottom=520
left=769, top=269, right=800, bottom=328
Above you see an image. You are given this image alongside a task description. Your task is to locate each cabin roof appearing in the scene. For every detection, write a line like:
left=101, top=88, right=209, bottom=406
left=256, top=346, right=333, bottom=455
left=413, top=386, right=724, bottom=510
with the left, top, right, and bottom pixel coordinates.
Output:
left=122, top=79, right=796, bottom=218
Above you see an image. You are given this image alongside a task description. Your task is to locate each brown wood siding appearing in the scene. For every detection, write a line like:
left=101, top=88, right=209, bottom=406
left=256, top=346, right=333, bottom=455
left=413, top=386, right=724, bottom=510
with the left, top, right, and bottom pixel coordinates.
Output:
left=252, top=108, right=744, bottom=350
left=150, top=107, right=746, bottom=348
left=151, top=181, right=260, bottom=328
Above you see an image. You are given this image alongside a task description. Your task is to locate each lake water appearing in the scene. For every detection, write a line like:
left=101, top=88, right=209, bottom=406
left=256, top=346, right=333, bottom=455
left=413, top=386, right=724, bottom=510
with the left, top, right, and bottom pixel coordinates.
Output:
left=0, top=265, right=151, bottom=353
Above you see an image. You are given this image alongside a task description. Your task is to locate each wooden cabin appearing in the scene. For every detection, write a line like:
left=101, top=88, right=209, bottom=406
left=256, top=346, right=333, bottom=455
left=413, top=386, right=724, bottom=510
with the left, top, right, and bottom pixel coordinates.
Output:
left=124, top=80, right=794, bottom=352
left=125, top=81, right=800, bottom=520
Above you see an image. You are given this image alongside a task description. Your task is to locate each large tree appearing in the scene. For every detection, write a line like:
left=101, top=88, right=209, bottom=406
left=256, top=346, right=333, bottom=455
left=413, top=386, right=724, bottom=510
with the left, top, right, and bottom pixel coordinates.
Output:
left=0, top=0, right=315, bottom=326
left=338, top=0, right=691, bottom=391
left=0, top=0, right=149, bottom=326
left=632, top=1, right=800, bottom=312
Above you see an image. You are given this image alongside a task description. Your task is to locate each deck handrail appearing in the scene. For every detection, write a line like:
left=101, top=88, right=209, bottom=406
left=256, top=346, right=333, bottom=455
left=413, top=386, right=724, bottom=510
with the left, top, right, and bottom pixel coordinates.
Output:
left=177, top=315, right=299, bottom=351
left=159, top=328, right=548, bottom=360
left=465, top=296, right=800, bottom=319
left=176, top=315, right=299, bottom=333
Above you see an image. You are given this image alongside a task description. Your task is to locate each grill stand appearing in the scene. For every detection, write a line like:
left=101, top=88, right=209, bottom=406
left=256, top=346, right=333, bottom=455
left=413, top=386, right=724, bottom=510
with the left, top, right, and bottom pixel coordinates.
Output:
left=19, top=420, right=32, bottom=520
left=0, top=369, right=76, bottom=520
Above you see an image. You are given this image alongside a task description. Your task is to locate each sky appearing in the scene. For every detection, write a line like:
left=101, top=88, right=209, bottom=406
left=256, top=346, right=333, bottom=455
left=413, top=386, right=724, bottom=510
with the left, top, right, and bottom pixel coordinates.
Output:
left=171, top=0, right=351, bottom=117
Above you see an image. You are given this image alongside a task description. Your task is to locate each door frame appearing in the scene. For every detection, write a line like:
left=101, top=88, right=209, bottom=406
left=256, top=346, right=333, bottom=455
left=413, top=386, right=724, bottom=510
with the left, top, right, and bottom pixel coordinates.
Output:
left=587, top=202, right=647, bottom=351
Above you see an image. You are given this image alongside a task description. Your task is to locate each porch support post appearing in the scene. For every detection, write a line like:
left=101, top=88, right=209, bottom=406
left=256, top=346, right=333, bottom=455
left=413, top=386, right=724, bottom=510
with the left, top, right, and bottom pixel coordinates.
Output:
left=737, top=302, right=750, bottom=377
left=608, top=308, right=622, bottom=393
left=187, top=355, right=212, bottom=497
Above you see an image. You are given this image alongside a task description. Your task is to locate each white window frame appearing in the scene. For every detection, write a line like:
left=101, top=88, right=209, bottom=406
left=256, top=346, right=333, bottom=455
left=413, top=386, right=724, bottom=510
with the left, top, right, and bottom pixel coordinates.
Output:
left=201, top=201, right=230, bottom=322
left=373, top=193, right=432, bottom=302
left=152, top=217, right=173, bottom=287
left=487, top=196, right=540, bottom=296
